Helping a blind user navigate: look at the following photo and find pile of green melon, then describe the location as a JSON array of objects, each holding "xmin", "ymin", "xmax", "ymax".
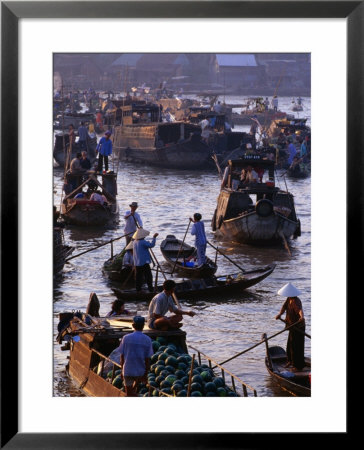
[{"xmin": 139, "ymin": 336, "xmax": 238, "ymax": 397}]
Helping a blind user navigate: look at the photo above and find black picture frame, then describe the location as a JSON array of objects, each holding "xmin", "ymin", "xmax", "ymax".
[{"xmin": 1, "ymin": 1, "xmax": 358, "ymax": 448}]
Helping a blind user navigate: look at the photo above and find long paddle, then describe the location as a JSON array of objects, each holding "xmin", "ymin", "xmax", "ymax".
[
  {"xmin": 171, "ymin": 219, "xmax": 192, "ymax": 274},
  {"xmin": 65, "ymin": 231, "xmax": 134, "ymax": 262},
  {"xmin": 211, "ymin": 319, "xmax": 303, "ymax": 369},
  {"xmin": 206, "ymin": 240, "xmax": 246, "ymax": 273},
  {"xmin": 278, "ymin": 317, "xmax": 311, "ymax": 339}
]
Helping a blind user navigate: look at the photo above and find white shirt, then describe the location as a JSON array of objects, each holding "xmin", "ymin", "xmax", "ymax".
[
  {"xmin": 199, "ymin": 119, "xmax": 210, "ymax": 130},
  {"xmin": 124, "ymin": 211, "xmax": 143, "ymax": 234},
  {"xmin": 245, "ymin": 169, "xmax": 259, "ymax": 183},
  {"xmin": 147, "ymin": 291, "xmax": 178, "ymax": 327}
]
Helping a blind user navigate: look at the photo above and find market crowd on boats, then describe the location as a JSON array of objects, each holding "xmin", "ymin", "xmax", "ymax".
[{"xmin": 54, "ymin": 86, "xmax": 311, "ymax": 398}]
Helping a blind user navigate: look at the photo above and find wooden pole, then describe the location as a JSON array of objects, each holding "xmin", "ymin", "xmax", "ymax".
[
  {"xmin": 171, "ymin": 219, "xmax": 192, "ymax": 274},
  {"xmin": 278, "ymin": 317, "xmax": 311, "ymax": 339},
  {"xmin": 206, "ymin": 240, "xmax": 245, "ymax": 273},
  {"xmin": 186, "ymin": 354, "xmax": 195, "ymax": 397},
  {"xmin": 65, "ymin": 231, "xmax": 134, "ymax": 262},
  {"xmin": 212, "ymin": 319, "xmax": 303, "ymax": 368}
]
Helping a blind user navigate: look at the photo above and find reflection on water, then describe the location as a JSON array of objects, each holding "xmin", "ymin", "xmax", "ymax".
[{"xmin": 53, "ymin": 96, "xmax": 311, "ymax": 397}]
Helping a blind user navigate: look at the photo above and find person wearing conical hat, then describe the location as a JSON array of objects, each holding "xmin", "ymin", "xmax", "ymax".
[
  {"xmin": 133, "ymin": 228, "xmax": 158, "ymax": 293},
  {"xmin": 275, "ymin": 283, "xmax": 306, "ymax": 371},
  {"xmin": 124, "ymin": 202, "xmax": 143, "ymax": 246}
]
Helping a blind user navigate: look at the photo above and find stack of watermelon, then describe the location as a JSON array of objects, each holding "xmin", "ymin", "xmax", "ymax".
[{"xmin": 140, "ymin": 336, "xmax": 238, "ymax": 397}]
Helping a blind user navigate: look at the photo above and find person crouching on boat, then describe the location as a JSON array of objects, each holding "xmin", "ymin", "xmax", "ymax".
[
  {"xmin": 147, "ymin": 280, "xmax": 195, "ymax": 331},
  {"xmin": 119, "ymin": 315, "xmax": 153, "ymax": 396},
  {"xmin": 275, "ymin": 283, "xmax": 306, "ymax": 371},
  {"xmin": 133, "ymin": 228, "xmax": 158, "ymax": 293},
  {"xmin": 106, "ymin": 299, "xmax": 130, "ymax": 317},
  {"xmin": 190, "ymin": 213, "xmax": 207, "ymax": 267}
]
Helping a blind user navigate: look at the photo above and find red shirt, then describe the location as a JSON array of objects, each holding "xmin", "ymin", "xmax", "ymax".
[{"xmin": 282, "ymin": 297, "xmax": 303, "ymax": 325}]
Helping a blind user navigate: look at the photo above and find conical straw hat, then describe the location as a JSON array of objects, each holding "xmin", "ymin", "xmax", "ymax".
[
  {"xmin": 277, "ymin": 283, "xmax": 301, "ymax": 297},
  {"xmin": 132, "ymin": 228, "xmax": 150, "ymax": 240},
  {"xmin": 125, "ymin": 241, "xmax": 134, "ymax": 251}
]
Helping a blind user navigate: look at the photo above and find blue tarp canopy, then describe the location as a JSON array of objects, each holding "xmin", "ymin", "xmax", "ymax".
[{"xmin": 216, "ymin": 54, "xmax": 257, "ymax": 67}]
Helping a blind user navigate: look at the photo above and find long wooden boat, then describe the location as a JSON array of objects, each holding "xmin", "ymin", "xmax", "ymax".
[
  {"xmin": 263, "ymin": 334, "xmax": 311, "ymax": 397},
  {"xmin": 53, "ymin": 111, "xmax": 95, "ymax": 130},
  {"xmin": 160, "ymin": 234, "xmax": 217, "ymax": 278},
  {"xmin": 212, "ymin": 157, "xmax": 301, "ymax": 245},
  {"xmin": 57, "ymin": 312, "xmax": 256, "ymax": 397},
  {"xmin": 61, "ymin": 172, "xmax": 119, "ymax": 226},
  {"xmin": 113, "ymin": 121, "xmax": 213, "ymax": 170},
  {"xmin": 231, "ymin": 109, "xmax": 287, "ymax": 126},
  {"xmin": 53, "ymin": 131, "xmax": 97, "ymax": 168},
  {"xmin": 112, "ymin": 264, "xmax": 275, "ymax": 301}
]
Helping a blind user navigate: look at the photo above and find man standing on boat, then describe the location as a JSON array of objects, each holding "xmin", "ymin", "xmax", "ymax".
[
  {"xmin": 272, "ymin": 95, "xmax": 279, "ymax": 112},
  {"xmin": 96, "ymin": 130, "xmax": 112, "ymax": 173},
  {"xmin": 133, "ymin": 228, "xmax": 158, "ymax": 293},
  {"xmin": 119, "ymin": 315, "xmax": 153, "ymax": 396},
  {"xmin": 147, "ymin": 280, "xmax": 195, "ymax": 331},
  {"xmin": 275, "ymin": 283, "xmax": 306, "ymax": 371},
  {"xmin": 124, "ymin": 202, "xmax": 143, "ymax": 245},
  {"xmin": 190, "ymin": 213, "xmax": 207, "ymax": 267},
  {"xmin": 77, "ymin": 121, "xmax": 88, "ymax": 150}
]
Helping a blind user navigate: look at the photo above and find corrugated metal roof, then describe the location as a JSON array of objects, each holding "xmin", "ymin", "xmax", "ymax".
[
  {"xmin": 216, "ymin": 54, "xmax": 257, "ymax": 67},
  {"xmin": 111, "ymin": 54, "xmax": 143, "ymax": 67}
]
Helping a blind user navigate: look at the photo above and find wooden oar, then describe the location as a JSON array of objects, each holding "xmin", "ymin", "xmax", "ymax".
[
  {"xmin": 65, "ymin": 231, "xmax": 134, "ymax": 262},
  {"xmin": 211, "ymin": 319, "xmax": 303, "ymax": 369},
  {"xmin": 171, "ymin": 219, "xmax": 192, "ymax": 274},
  {"xmin": 206, "ymin": 240, "xmax": 246, "ymax": 273},
  {"xmin": 278, "ymin": 317, "xmax": 311, "ymax": 339}
]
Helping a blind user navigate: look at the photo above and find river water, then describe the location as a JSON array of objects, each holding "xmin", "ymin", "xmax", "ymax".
[{"xmin": 53, "ymin": 95, "xmax": 311, "ymax": 397}]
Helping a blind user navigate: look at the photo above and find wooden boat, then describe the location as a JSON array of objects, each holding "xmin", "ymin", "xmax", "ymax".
[
  {"xmin": 61, "ymin": 172, "xmax": 119, "ymax": 226},
  {"xmin": 53, "ymin": 111, "xmax": 95, "ymax": 130},
  {"xmin": 57, "ymin": 308, "xmax": 256, "ymax": 397},
  {"xmin": 160, "ymin": 234, "xmax": 217, "ymax": 278},
  {"xmin": 263, "ymin": 334, "xmax": 311, "ymax": 396},
  {"xmin": 53, "ymin": 131, "xmax": 97, "ymax": 168},
  {"xmin": 231, "ymin": 109, "xmax": 287, "ymax": 126},
  {"xmin": 113, "ymin": 120, "xmax": 212, "ymax": 170},
  {"xmin": 112, "ymin": 264, "xmax": 275, "ymax": 301},
  {"xmin": 286, "ymin": 165, "xmax": 310, "ymax": 179},
  {"xmin": 266, "ymin": 117, "xmax": 310, "ymax": 139},
  {"xmin": 212, "ymin": 156, "xmax": 301, "ymax": 245},
  {"xmin": 57, "ymin": 315, "xmax": 188, "ymax": 397},
  {"xmin": 53, "ymin": 226, "xmax": 73, "ymax": 276}
]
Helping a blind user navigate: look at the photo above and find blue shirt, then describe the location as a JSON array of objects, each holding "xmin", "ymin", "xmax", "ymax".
[
  {"xmin": 133, "ymin": 238, "xmax": 156, "ymax": 266},
  {"xmin": 300, "ymin": 141, "xmax": 307, "ymax": 157},
  {"xmin": 119, "ymin": 331, "xmax": 153, "ymax": 377},
  {"xmin": 97, "ymin": 136, "xmax": 113, "ymax": 156},
  {"xmin": 191, "ymin": 221, "xmax": 207, "ymax": 246},
  {"xmin": 78, "ymin": 125, "xmax": 88, "ymax": 141},
  {"xmin": 287, "ymin": 143, "xmax": 297, "ymax": 165}
]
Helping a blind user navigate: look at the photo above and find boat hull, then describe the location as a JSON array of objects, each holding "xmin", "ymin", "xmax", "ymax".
[
  {"xmin": 264, "ymin": 344, "xmax": 311, "ymax": 397},
  {"xmin": 160, "ymin": 235, "xmax": 217, "ymax": 278},
  {"xmin": 216, "ymin": 211, "xmax": 299, "ymax": 244},
  {"xmin": 112, "ymin": 264, "xmax": 275, "ymax": 301},
  {"xmin": 116, "ymin": 139, "xmax": 212, "ymax": 170},
  {"xmin": 61, "ymin": 202, "xmax": 119, "ymax": 226}
]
